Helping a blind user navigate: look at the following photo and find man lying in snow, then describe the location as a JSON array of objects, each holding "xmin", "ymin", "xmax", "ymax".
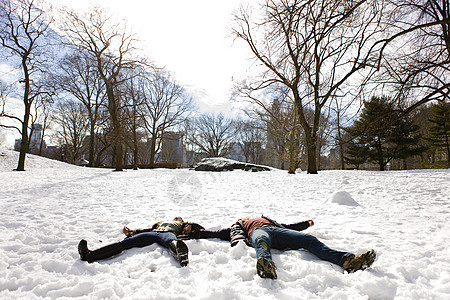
[
  {"xmin": 78, "ymin": 217, "xmax": 205, "ymax": 267},
  {"xmin": 197, "ymin": 216, "xmax": 376, "ymax": 279}
]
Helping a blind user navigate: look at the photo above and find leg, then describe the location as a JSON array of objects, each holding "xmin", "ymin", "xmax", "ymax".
[
  {"xmin": 78, "ymin": 240, "xmax": 123, "ymax": 263},
  {"xmin": 270, "ymin": 227, "xmax": 351, "ymax": 266},
  {"xmin": 121, "ymin": 231, "xmax": 177, "ymax": 250},
  {"xmin": 250, "ymin": 228, "xmax": 277, "ymax": 279},
  {"xmin": 168, "ymin": 239, "xmax": 189, "ymax": 267},
  {"xmin": 250, "ymin": 228, "xmax": 273, "ymax": 261},
  {"xmin": 122, "ymin": 232, "xmax": 189, "ymax": 267}
]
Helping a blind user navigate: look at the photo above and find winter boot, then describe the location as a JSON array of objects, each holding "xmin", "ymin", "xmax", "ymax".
[
  {"xmin": 256, "ymin": 257, "xmax": 277, "ymax": 279},
  {"xmin": 342, "ymin": 249, "xmax": 376, "ymax": 273},
  {"xmin": 78, "ymin": 239, "xmax": 124, "ymax": 263},
  {"xmin": 168, "ymin": 240, "xmax": 189, "ymax": 267}
]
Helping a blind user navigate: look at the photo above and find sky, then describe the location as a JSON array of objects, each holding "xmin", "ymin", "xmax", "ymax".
[
  {"xmin": 1, "ymin": 0, "xmax": 256, "ymax": 146},
  {"xmin": 50, "ymin": 0, "xmax": 254, "ymax": 115}
]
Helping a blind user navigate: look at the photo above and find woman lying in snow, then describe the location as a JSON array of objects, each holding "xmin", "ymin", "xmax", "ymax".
[
  {"xmin": 197, "ymin": 216, "xmax": 376, "ymax": 279},
  {"xmin": 77, "ymin": 217, "xmax": 205, "ymax": 267}
]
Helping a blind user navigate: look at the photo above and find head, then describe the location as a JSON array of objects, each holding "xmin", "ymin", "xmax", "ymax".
[{"xmin": 173, "ymin": 217, "xmax": 184, "ymax": 222}]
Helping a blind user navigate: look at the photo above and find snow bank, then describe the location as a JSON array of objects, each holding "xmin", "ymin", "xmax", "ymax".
[
  {"xmin": 331, "ymin": 191, "xmax": 360, "ymax": 206},
  {"xmin": 1, "ymin": 149, "xmax": 449, "ymax": 299}
]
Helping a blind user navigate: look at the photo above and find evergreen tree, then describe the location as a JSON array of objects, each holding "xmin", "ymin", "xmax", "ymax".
[
  {"xmin": 392, "ymin": 115, "xmax": 428, "ymax": 169},
  {"xmin": 346, "ymin": 96, "xmax": 425, "ymax": 171},
  {"xmin": 344, "ymin": 141, "xmax": 368, "ymax": 169},
  {"xmin": 426, "ymin": 101, "xmax": 450, "ymax": 168}
]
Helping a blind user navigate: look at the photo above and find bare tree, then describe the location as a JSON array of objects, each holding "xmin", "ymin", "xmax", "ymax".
[
  {"xmin": 241, "ymin": 87, "xmax": 305, "ymax": 173},
  {"xmin": 181, "ymin": 118, "xmax": 199, "ymax": 167},
  {"xmin": 189, "ymin": 113, "xmax": 236, "ymax": 157},
  {"xmin": 0, "ymin": 80, "xmax": 13, "ymax": 115},
  {"xmin": 61, "ymin": 6, "xmax": 139, "ymax": 171},
  {"xmin": 91, "ymin": 109, "xmax": 112, "ymax": 166},
  {"xmin": 330, "ymin": 96, "xmax": 359, "ymax": 170},
  {"xmin": 141, "ymin": 69, "xmax": 194, "ymax": 167},
  {"xmin": 235, "ymin": 119, "xmax": 266, "ymax": 164},
  {"xmin": 0, "ymin": 79, "xmax": 14, "ymax": 147},
  {"xmin": 0, "ymin": 0, "xmax": 54, "ymax": 170},
  {"xmin": 268, "ymin": 100, "xmax": 304, "ymax": 173},
  {"xmin": 51, "ymin": 52, "xmax": 106, "ymax": 166},
  {"xmin": 122, "ymin": 68, "xmax": 146, "ymax": 169},
  {"xmin": 29, "ymin": 96, "xmax": 52, "ymax": 155},
  {"xmin": 233, "ymin": 0, "xmax": 385, "ymax": 174},
  {"xmin": 52, "ymin": 101, "xmax": 89, "ymax": 164},
  {"xmin": 377, "ymin": 0, "xmax": 450, "ymax": 112}
]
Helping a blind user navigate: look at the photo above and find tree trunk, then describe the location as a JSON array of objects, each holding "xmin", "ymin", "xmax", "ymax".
[
  {"xmin": 446, "ymin": 129, "xmax": 450, "ymax": 168},
  {"xmin": 133, "ymin": 148, "xmax": 138, "ymax": 170},
  {"xmin": 16, "ymin": 119, "xmax": 29, "ymax": 171},
  {"xmin": 106, "ymin": 83, "xmax": 123, "ymax": 171},
  {"xmin": 133, "ymin": 128, "xmax": 139, "ymax": 170},
  {"xmin": 337, "ymin": 125, "xmax": 345, "ymax": 170},
  {"xmin": 88, "ymin": 121, "xmax": 95, "ymax": 167},
  {"xmin": 317, "ymin": 145, "xmax": 322, "ymax": 171},
  {"xmin": 149, "ymin": 134, "xmax": 157, "ymax": 168},
  {"xmin": 304, "ymin": 127, "xmax": 318, "ymax": 174},
  {"xmin": 113, "ymin": 138, "xmax": 123, "ymax": 171},
  {"xmin": 306, "ymin": 143, "xmax": 318, "ymax": 174},
  {"xmin": 16, "ymin": 83, "xmax": 31, "ymax": 171},
  {"xmin": 378, "ymin": 157, "xmax": 385, "ymax": 171},
  {"xmin": 38, "ymin": 130, "xmax": 44, "ymax": 156},
  {"xmin": 288, "ymin": 129, "xmax": 296, "ymax": 174}
]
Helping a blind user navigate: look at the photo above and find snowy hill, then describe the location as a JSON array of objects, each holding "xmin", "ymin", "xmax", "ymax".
[
  {"xmin": 0, "ymin": 149, "xmax": 76, "ymax": 171},
  {"xmin": 0, "ymin": 150, "xmax": 449, "ymax": 299}
]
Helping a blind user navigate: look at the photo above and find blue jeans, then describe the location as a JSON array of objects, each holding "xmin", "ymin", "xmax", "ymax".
[
  {"xmin": 250, "ymin": 227, "xmax": 350, "ymax": 266},
  {"xmin": 121, "ymin": 231, "xmax": 177, "ymax": 250}
]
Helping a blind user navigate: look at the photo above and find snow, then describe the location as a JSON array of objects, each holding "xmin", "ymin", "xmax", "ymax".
[
  {"xmin": 330, "ymin": 191, "xmax": 360, "ymax": 206},
  {"xmin": 194, "ymin": 157, "xmax": 271, "ymax": 171},
  {"xmin": 0, "ymin": 149, "xmax": 449, "ymax": 299}
]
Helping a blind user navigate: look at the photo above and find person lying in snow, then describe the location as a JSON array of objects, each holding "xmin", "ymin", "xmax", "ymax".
[
  {"xmin": 197, "ymin": 216, "xmax": 376, "ymax": 279},
  {"xmin": 77, "ymin": 217, "xmax": 205, "ymax": 267}
]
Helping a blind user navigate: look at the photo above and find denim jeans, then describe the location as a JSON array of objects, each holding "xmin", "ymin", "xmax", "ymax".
[
  {"xmin": 250, "ymin": 226, "xmax": 350, "ymax": 266},
  {"xmin": 121, "ymin": 231, "xmax": 177, "ymax": 250}
]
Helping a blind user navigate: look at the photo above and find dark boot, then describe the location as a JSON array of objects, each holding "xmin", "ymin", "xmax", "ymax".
[
  {"xmin": 78, "ymin": 239, "xmax": 124, "ymax": 263},
  {"xmin": 168, "ymin": 240, "xmax": 189, "ymax": 267}
]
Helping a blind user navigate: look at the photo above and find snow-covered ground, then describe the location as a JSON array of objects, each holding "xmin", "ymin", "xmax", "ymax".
[{"xmin": 0, "ymin": 149, "xmax": 449, "ymax": 299}]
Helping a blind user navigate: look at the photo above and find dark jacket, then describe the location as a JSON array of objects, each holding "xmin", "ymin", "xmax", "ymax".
[
  {"xmin": 127, "ymin": 221, "xmax": 205, "ymax": 239},
  {"xmin": 230, "ymin": 216, "xmax": 311, "ymax": 247}
]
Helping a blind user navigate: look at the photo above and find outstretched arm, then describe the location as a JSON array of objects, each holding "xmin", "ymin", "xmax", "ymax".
[
  {"xmin": 282, "ymin": 220, "xmax": 314, "ymax": 231},
  {"xmin": 197, "ymin": 228, "xmax": 231, "ymax": 241}
]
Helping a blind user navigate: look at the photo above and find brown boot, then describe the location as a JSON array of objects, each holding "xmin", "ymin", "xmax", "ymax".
[
  {"xmin": 342, "ymin": 249, "xmax": 376, "ymax": 273},
  {"xmin": 256, "ymin": 257, "xmax": 277, "ymax": 279}
]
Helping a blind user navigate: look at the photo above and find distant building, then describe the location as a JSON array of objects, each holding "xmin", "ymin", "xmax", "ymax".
[
  {"xmin": 159, "ymin": 132, "xmax": 185, "ymax": 167},
  {"xmin": 14, "ymin": 124, "xmax": 47, "ymax": 154},
  {"xmin": 226, "ymin": 142, "xmax": 245, "ymax": 162}
]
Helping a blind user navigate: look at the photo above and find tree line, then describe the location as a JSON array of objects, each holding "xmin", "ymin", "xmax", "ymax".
[
  {"xmin": 1, "ymin": 0, "xmax": 449, "ymax": 172},
  {"xmin": 231, "ymin": 0, "xmax": 450, "ymax": 173}
]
